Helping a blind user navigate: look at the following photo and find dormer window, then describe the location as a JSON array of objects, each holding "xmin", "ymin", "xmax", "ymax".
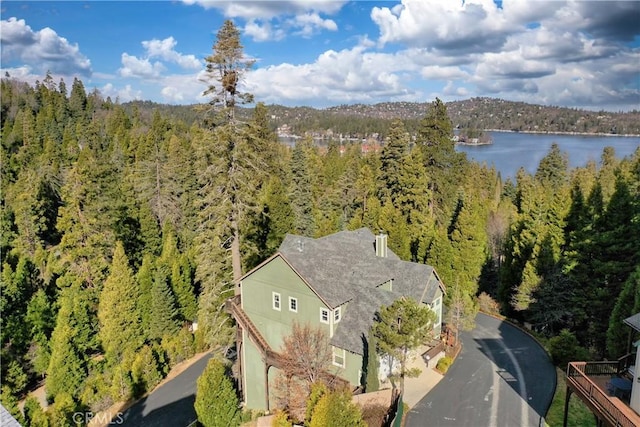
[{"xmin": 334, "ymin": 307, "xmax": 341, "ymax": 323}]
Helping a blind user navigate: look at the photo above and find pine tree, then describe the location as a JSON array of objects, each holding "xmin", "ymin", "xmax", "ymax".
[
  {"xmin": 202, "ymin": 19, "xmax": 254, "ymax": 123},
  {"xmin": 137, "ymin": 254, "xmax": 155, "ymax": 338},
  {"xmin": 606, "ymin": 266, "xmax": 640, "ymax": 358},
  {"xmin": 171, "ymin": 254, "xmax": 198, "ymax": 322},
  {"xmin": 46, "ymin": 287, "xmax": 87, "ymax": 400},
  {"xmin": 149, "ymin": 268, "xmax": 180, "ymax": 341},
  {"xmin": 373, "ymin": 297, "xmax": 436, "ymax": 394},
  {"xmin": 416, "ymin": 98, "xmax": 466, "ymax": 223},
  {"xmin": 290, "ymin": 138, "xmax": 316, "ymax": 237},
  {"xmin": 194, "ymin": 358, "xmax": 241, "ymax": 427},
  {"xmin": 98, "ymin": 242, "xmax": 143, "ymax": 362},
  {"xmin": 379, "ymin": 119, "xmax": 409, "ymax": 204}
]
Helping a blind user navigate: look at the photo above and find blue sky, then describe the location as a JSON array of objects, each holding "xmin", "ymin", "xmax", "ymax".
[{"xmin": 1, "ymin": 1, "xmax": 639, "ymax": 110}]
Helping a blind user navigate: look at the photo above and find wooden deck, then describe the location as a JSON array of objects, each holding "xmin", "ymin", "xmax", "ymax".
[{"xmin": 566, "ymin": 361, "xmax": 640, "ymax": 427}]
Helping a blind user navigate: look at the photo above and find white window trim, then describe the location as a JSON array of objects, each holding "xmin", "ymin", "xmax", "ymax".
[
  {"xmin": 332, "ymin": 347, "xmax": 346, "ymax": 368},
  {"xmin": 320, "ymin": 308, "xmax": 329, "ymax": 324},
  {"xmin": 272, "ymin": 292, "xmax": 281, "ymax": 311},
  {"xmin": 289, "ymin": 296, "xmax": 298, "ymax": 313},
  {"xmin": 334, "ymin": 307, "xmax": 341, "ymax": 323}
]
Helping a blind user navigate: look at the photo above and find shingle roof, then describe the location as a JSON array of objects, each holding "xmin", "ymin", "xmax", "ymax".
[
  {"xmin": 623, "ymin": 312, "xmax": 640, "ymax": 332},
  {"xmin": 1, "ymin": 404, "xmax": 21, "ymax": 427},
  {"xmin": 329, "ymin": 286, "xmax": 399, "ymax": 355},
  {"xmin": 278, "ymin": 228, "xmax": 444, "ymax": 355}
]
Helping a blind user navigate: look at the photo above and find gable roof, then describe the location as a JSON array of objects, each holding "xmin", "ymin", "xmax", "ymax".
[
  {"xmin": 278, "ymin": 228, "xmax": 442, "ymax": 309},
  {"xmin": 275, "ymin": 228, "xmax": 445, "ymax": 355},
  {"xmin": 623, "ymin": 312, "xmax": 640, "ymax": 332},
  {"xmin": 329, "ymin": 286, "xmax": 399, "ymax": 355}
]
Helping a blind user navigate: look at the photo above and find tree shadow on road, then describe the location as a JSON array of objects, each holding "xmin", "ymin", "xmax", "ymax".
[
  {"xmin": 472, "ymin": 317, "xmax": 556, "ymax": 422},
  {"xmin": 115, "ymin": 393, "xmax": 197, "ymax": 427}
]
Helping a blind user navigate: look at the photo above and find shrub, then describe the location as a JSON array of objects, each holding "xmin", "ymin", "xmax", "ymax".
[
  {"xmin": 194, "ymin": 358, "xmax": 240, "ymax": 427},
  {"xmin": 360, "ymin": 403, "xmax": 388, "ymax": 427},
  {"xmin": 161, "ymin": 327, "xmax": 195, "ymax": 367},
  {"xmin": 548, "ymin": 329, "xmax": 590, "ymax": 369},
  {"xmin": 271, "ymin": 410, "xmax": 292, "ymax": 427},
  {"xmin": 131, "ymin": 345, "xmax": 164, "ymax": 397},
  {"xmin": 477, "ymin": 292, "xmax": 501, "ymax": 315},
  {"xmin": 309, "ymin": 388, "xmax": 366, "ymax": 427},
  {"xmin": 436, "ymin": 356, "xmax": 453, "ymax": 374}
]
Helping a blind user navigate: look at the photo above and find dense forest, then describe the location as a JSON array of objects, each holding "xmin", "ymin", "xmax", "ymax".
[{"xmin": 1, "ymin": 25, "xmax": 639, "ymax": 426}]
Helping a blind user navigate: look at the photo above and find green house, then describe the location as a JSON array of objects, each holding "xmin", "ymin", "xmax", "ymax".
[{"xmin": 226, "ymin": 228, "xmax": 445, "ymax": 410}]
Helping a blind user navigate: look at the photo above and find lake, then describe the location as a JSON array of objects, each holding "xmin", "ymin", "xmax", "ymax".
[{"xmin": 456, "ymin": 131, "xmax": 640, "ymax": 180}]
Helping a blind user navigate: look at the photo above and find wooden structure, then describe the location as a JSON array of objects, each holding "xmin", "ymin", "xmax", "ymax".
[{"xmin": 565, "ymin": 356, "xmax": 639, "ymax": 427}]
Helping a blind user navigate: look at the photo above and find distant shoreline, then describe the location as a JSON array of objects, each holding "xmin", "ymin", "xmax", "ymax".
[{"xmin": 485, "ymin": 129, "xmax": 640, "ymax": 138}]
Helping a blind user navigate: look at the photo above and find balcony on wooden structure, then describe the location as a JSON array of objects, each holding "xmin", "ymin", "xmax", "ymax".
[{"xmin": 563, "ymin": 313, "xmax": 640, "ymax": 427}]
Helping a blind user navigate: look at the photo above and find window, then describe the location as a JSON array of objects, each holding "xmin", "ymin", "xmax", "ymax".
[
  {"xmin": 332, "ymin": 347, "xmax": 345, "ymax": 368},
  {"xmin": 289, "ymin": 297, "xmax": 298, "ymax": 313},
  {"xmin": 320, "ymin": 308, "xmax": 329, "ymax": 324},
  {"xmin": 334, "ymin": 307, "xmax": 341, "ymax": 323},
  {"xmin": 272, "ymin": 292, "xmax": 281, "ymax": 311}
]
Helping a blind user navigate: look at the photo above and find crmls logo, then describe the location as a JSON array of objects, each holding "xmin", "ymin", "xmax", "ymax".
[{"xmin": 72, "ymin": 411, "xmax": 124, "ymax": 425}]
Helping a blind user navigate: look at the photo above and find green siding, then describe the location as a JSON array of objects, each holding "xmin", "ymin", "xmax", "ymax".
[
  {"xmin": 341, "ymin": 351, "xmax": 363, "ymax": 387},
  {"xmin": 242, "ymin": 256, "xmax": 332, "ymax": 351},
  {"xmin": 242, "ymin": 329, "xmax": 267, "ymax": 410},
  {"xmin": 241, "ymin": 255, "xmax": 341, "ymax": 410}
]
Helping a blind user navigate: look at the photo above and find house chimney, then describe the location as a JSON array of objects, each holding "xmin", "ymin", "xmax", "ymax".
[{"xmin": 375, "ymin": 232, "xmax": 388, "ymax": 258}]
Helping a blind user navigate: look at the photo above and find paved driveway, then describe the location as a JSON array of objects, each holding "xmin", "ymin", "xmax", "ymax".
[
  {"xmin": 406, "ymin": 313, "xmax": 556, "ymax": 427},
  {"xmin": 118, "ymin": 352, "xmax": 213, "ymax": 427}
]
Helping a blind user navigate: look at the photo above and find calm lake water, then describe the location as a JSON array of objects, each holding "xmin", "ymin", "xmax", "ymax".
[{"xmin": 456, "ymin": 132, "xmax": 640, "ymax": 180}]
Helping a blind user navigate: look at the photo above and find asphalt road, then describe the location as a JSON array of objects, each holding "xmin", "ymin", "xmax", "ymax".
[
  {"xmin": 117, "ymin": 352, "xmax": 213, "ymax": 427},
  {"xmin": 406, "ymin": 313, "xmax": 556, "ymax": 427}
]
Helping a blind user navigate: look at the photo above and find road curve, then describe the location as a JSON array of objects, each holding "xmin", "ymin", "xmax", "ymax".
[
  {"xmin": 406, "ymin": 313, "xmax": 556, "ymax": 427},
  {"xmin": 118, "ymin": 352, "xmax": 213, "ymax": 427}
]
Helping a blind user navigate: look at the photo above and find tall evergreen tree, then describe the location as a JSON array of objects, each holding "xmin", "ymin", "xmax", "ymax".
[
  {"xmin": 149, "ymin": 269, "xmax": 180, "ymax": 341},
  {"xmin": 415, "ymin": 98, "xmax": 466, "ymax": 223},
  {"xmin": 379, "ymin": 119, "xmax": 409, "ymax": 204},
  {"xmin": 46, "ymin": 286, "xmax": 87, "ymax": 400},
  {"xmin": 290, "ymin": 138, "xmax": 316, "ymax": 237},
  {"xmin": 98, "ymin": 242, "xmax": 143, "ymax": 362}
]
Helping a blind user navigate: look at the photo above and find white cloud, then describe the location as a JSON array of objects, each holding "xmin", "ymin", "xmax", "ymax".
[
  {"xmin": 371, "ymin": 0, "xmax": 512, "ymax": 52},
  {"xmin": 183, "ymin": 0, "xmax": 346, "ymax": 19},
  {"xmin": 141, "ymin": 37, "xmax": 202, "ymax": 70},
  {"xmin": 184, "ymin": 0, "xmax": 346, "ymax": 41},
  {"xmin": 119, "ymin": 53, "xmax": 165, "ymax": 79},
  {"xmin": 119, "ymin": 36, "xmax": 202, "ymax": 79},
  {"xmin": 100, "ymin": 83, "xmax": 144, "ymax": 103},
  {"xmin": 246, "ymin": 46, "xmax": 424, "ymax": 106},
  {"xmin": 244, "ymin": 20, "xmax": 285, "ymax": 42},
  {"xmin": 0, "ymin": 17, "xmax": 91, "ymax": 76},
  {"xmin": 288, "ymin": 12, "xmax": 337, "ymax": 38},
  {"xmin": 421, "ymin": 65, "xmax": 469, "ymax": 80}
]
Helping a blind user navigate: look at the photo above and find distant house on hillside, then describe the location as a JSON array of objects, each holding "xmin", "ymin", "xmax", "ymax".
[{"xmin": 226, "ymin": 228, "xmax": 446, "ymax": 410}]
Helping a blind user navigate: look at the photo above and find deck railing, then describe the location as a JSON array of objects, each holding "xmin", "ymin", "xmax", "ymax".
[
  {"xmin": 566, "ymin": 362, "xmax": 639, "ymax": 427},
  {"xmin": 225, "ymin": 296, "xmax": 282, "ymax": 367}
]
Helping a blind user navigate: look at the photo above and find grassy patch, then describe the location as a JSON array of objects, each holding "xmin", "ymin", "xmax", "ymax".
[{"xmin": 545, "ymin": 368, "xmax": 596, "ymax": 427}]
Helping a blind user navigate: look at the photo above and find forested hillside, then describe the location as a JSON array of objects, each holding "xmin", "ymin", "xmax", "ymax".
[
  {"xmin": 121, "ymin": 97, "xmax": 640, "ymax": 143},
  {"xmin": 1, "ymin": 73, "xmax": 639, "ymax": 424}
]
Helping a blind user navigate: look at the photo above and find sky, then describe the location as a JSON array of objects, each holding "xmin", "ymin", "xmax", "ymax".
[{"xmin": 1, "ymin": 1, "xmax": 639, "ymax": 111}]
